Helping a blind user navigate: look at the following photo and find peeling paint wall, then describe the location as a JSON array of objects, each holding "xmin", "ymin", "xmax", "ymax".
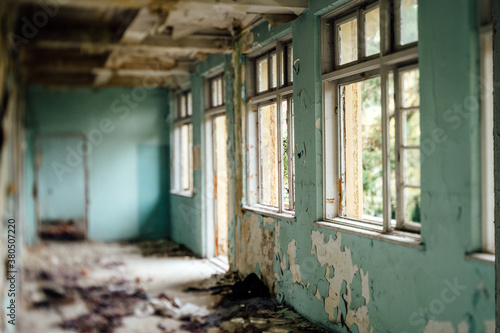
[{"xmin": 168, "ymin": 0, "xmax": 496, "ymax": 331}]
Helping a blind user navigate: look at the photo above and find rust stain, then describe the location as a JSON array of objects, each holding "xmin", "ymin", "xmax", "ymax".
[{"xmin": 326, "ymin": 198, "xmax": 335, "ymax": 204}]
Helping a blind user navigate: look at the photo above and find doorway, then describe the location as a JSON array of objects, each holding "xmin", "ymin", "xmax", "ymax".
[
  {"xmin": 36, "ymin": 134, "xmax": 88, "ymax": 240},
  {"xmin": 205, "ymin": 114, "xmax": 228, "ymax": 259}
]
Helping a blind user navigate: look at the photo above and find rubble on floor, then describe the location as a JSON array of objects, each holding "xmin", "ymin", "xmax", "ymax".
[{"xmin": 21, "ymin": 240, "xmax": 325, "ymax": 333}]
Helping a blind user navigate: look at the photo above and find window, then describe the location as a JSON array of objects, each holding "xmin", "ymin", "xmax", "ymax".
[
  {"xmin": 323, "ymin": 0, "xmax": 419, "ymax": 233},
  {"xmin": 479, "ymin": 0, "xmax": 494, "ymax": 253},
  {"xmin": 172, "ymin": 90, "xmax": 193, "ymax": 194},
  {"xmin": 247, "ymin": 41, "xmax": 295, "ymax": 214},
  {"xmin": 209, "ymin": 74, "xmax": 224, "ymax": 109}
]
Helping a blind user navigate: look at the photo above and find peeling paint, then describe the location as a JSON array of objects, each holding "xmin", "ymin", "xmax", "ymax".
[
  {"xmin": 316, "ymin": 117, "xmax": 321, "ymax": 130},
  {"xmin": 311, "ymin": 230, "xmax": 372, "ymax": 332},
  {"xmin": 423, "ymin": 320, "xmax": 454, "ymax": 333},
  {"xmin": 287, "ymin": 239, "xmax": 302, "ymax": 284}
]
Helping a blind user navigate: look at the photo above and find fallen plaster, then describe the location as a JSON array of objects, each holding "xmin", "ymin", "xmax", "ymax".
[
  {"xmin": 484, "ymin": 319, "xmax": 495, "ymax": 333},
  {"xmin": 311, "ymin": 230, "xmax": 372, "ymax": 333}
]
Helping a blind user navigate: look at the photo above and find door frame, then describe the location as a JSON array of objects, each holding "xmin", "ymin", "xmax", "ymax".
[{"xmin": 34, "ymin": 133, "xmax": 89, "ymax": 239}]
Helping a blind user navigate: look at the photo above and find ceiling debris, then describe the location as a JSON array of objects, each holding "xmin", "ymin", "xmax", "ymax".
[{"xmin": 12, "ymin": 0, "xmax": 308, "ymax": 88}]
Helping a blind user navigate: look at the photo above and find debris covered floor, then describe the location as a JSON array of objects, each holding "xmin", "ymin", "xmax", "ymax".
[{"xmin": 20, "ymin": 240, "xmax": 326, "ymax": 333}]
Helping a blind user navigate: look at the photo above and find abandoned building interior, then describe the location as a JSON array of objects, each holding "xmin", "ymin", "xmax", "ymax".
[{"xmin": 0, "ymin": 0, "xmax": 498, "ymax": 331}]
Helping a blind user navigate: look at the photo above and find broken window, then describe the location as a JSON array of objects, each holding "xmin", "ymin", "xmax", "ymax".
[
  {"xmin": 172, "ymin": 91, "xmax": 193, "ymax": 194},
  {"xmin": 479, "ymin": 3, "xmax": 494, "ymax": 253},
  {"xmin": 323, "ymin": 0, "xmax": 420, "ymax": 233},
  {"xmin": 247, "ymin": 40, "xmax": 295, "ymax": 214}
]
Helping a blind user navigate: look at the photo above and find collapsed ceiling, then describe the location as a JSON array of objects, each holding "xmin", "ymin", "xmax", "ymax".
[{"xmin": 11, "ymin": 0, "xmax": 308, "ymax": 89}]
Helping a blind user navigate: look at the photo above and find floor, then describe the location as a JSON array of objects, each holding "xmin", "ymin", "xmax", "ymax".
[{"xmin": 20, "ymin": 240, "xmax": 326, "ymax": 333}]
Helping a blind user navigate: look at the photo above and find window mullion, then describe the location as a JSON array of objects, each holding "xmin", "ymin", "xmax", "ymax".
[
  {"xmin": 338, "ymin": 84, "xmax": 346, "ymax": 217},
  {"xmin": 394, "ymin": 69, "xmax": 404, "ymax": 229},
  {"xmin": 380, "ymin": 0, "xmax": 391, "ymax": 56},
  {"xmin": 257, "ymin": 107, "xmax": 262, "ymax": 204},
  {"xmin": 381, "ymin": 65, "xmax": 392, "ymax": 233},
  {"xmin": 288, "ymin": 97, "xmax": 295, "ymax": 211},
  {"xmin": 277, "ymin": 95, "xmax": 284, "ymax": 212},
  {"xmin": 358, "ymin": 9, "xmax": 365, "ymax": 60}
]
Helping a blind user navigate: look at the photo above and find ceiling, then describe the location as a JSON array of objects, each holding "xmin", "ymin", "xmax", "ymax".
[{"xmin": 13, "ymin": 0, "xmax": 308, "ymax": 89}]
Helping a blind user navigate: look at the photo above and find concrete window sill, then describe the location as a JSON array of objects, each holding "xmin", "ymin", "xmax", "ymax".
[
  {"xmin": 170, "ymin": 190, "xmax": 195, "ymax": 198},
  {"xmin": 242, "ymin": 205, "xmax": 295, "ymax": 221},
  {"xmin": 314, "ymin": 220, "xmax": 423, "ymax": 249},
  {"xmin": 465, "ymin": 252, "xmax": 494, "ymax": 266}
]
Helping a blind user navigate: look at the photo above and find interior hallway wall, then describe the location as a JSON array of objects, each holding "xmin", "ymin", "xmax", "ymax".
[
  {"xmin": 25, "ymin": 86, "xmax": 170, "ymax": 242},
  {"xmin": 168, "ymin": 54, "xmax": 234, "ymax": 258}
]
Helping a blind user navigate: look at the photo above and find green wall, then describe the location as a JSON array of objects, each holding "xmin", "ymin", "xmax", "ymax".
[
  {"xmin": 168, "ymin": 0, "xmax": 495, "ymax": 331},
  {"xmin": 25, "ymin": 86, "xmax": 170, "ymax": 242}
]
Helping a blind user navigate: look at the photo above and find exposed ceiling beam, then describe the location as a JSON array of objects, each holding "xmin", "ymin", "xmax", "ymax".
[
  {"xmin": 29, "ymin": 35, "xmax": 234, "ymax": 54},
  {"xmin": 16, "ymin": 0, "xmax": 308, "ymax": 13}
]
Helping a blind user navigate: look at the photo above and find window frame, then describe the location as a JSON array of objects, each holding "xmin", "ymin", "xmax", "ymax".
[
  {"xmin": 171, "ymin": 90, "xmax": 194, "ymax": 196},
  {"xmin": 480, "ymin": 24, "xmax": 494, "ymax": 254},
  {"xmin": 322, "ymin": 0, "xmax": 420, "ymax": 234},
  {"xmin": 245, "ymin": 38, "xmax": 295, "ymax": 216}
]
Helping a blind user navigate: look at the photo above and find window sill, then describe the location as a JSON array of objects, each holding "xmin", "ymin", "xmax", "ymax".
[
  {"xmin": 314, "ymin": 220, "xmax": 423, "ymax": 249},
  {"xmin": 465, "ymin": 252, "xmax": 494, "ymax": 266},
  {"xmin": 242, "ymin": 204, "xmax": 295, "ymax": 221},
  {"xmin": 170, "ymin": 189, "xmax": 195, "ymax": 198}
]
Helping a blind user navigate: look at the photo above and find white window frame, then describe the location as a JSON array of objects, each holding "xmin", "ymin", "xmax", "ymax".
[
  {"xmin": 171, "ymin": 90, "xmax": 194, "ymax": 196},
  {"xmin": 245, "ymin": 39, "xmax": 295, "ymax": 217},
  {"xmin": 322, "ymin": 0, "xmax": 420, "ymax": 233},
  {"xmin": 480, "ymin": 25, "xmax": 494, "ymax": 253}
]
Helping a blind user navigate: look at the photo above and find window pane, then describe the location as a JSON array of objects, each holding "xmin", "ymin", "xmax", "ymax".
[
  {"xmin": 288, "ymin": 44, "xmax": 293, "ymax": 83},
  {"xmin": 211, "ymin": 79, "xmax": 218, "ymax": 107},
  {"xmin": 270, "ymin": 53, "xmax": 277, "ymax": 89},
  {"xmin": 338, "ymin": 17, "xmax": 358, "ymax": 65},
  {"xmin": 405, "ymin": 187, "xmax": 421, "ymax": 223},
  {"xmin": 401, "ymin": 68, "xmax": 420, "ymax": 108},
  {"xmin": 180, "ymin": 94, "xmax": 187, "ymax": 118},
  {"xmin": 399, "ymin": 0, "xmax": 418, "ymax": 45},
  {"xmin": 404, "ymin": 148, "xmax": 420, "ymax": 185},
  {"xmin": 342, "ymin": 77, "xmax": 383, "ymax": 220},
  {"xmin": 187, "ymin": 92, "xmax": 192, "ymax": 116},
  {"xmin": 280, "ymin": 51, "xmax": 285, "ymax": 86},
  {"xmin": 181, "ymin": 124, "xmax": 191, "ymax": 190},
  {"xmin": 257, "ymin": 57, "xmax": 268, "ymax": 93},
  {"xmin": 259, "ymin": 103, "xmax": 278, "ymax": 206},
  {"xmin": 218, "ymin": 77, "xmax": 223, "ymax": 105},
  {"xmin": 364, "ymin": 7, "xmax": 380, "ymax": 57},
  {"xmin": 281, "ymin": 99, "xmax": 289, "ymax": 209},
  {"xmin": 405, "ymin": 109, "xmax": 420, "ymax": 145}
]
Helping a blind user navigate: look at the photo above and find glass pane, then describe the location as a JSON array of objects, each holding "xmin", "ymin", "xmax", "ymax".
[
  {"xmin": 288, "ymin": 44, "xmax": 293, "ymax": 83},
  {"xmin": 181, "ymin": 123, "xmax": 191, "ymax": 190},
  {"xmin": 401, "ymin": 68, "xmax": 420, "ymax": 108},
  {"xmin": 364, "ymin": 7, "xmax": 380, "ymax": 57},
  {"xmin": 280, "ymin": 51, "xmax": 285, "ymax": 86},
  {"xmin": 341, "ymin": 76, "xmax": 382, "ymax": 220},
  {"xmin": 390, "ymin": 116, "xmax": 397, "ymax": 220},
  {"xmin": 187, "ymin": 92, "xmax": 192, "ymax": 116},
  {"xmin": 281, "ymin": 99, "xmax": 289, "ymax": 209},
  {"xmin": 405, "ymin": 187, "xmax": 421, "ymax": 223},
  {"xmin": 180, "ymin": 94, "xmax": 187, "ymax": 118},
  {"xmin": 270, "ymin": 53, "xmax": 277, "ymax": 89},
  {"xmin": 403, "ymin": 148, "xmax": 420, "ymax": 185},
  {"xmin": 218, "ymin": 77, "xmax": 223, "ymax": 105},
  {"xmin": 259, "ymin": 103, "xmax": 279, "ymax": 206},
  {"xmin": 257, "ymin": 57, "xmax": 268, "ymax": 93},
  {"xmin": 211, "ymin": 79, "xmax": 218, "ymax": 107},
  {"xmin": 405, "ymin": 109, "xmax": 420, "ymax": 145},
  {"xmin": 338, "ymin": 17, "xmax": 358, "ymax": 65},
  {"xmin": 399, "ymin": 0, "xmax": 418, "ymax": 45}
]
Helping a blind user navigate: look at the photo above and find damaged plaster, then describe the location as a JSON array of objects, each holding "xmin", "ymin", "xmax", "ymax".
[{"xmin": 311, "ymin": 230, "xmax": 372, "ymax": 333}]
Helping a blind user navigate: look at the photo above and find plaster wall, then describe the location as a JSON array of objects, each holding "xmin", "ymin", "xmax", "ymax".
[{"xmin": 25, "ymin": 86, "xmax": 170, "ymax": 242}]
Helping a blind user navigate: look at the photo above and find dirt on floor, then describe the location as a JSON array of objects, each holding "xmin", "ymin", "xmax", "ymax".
[{"xmin": 20, "ymin": 240, "xmax": 326, "ymax": 333}]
